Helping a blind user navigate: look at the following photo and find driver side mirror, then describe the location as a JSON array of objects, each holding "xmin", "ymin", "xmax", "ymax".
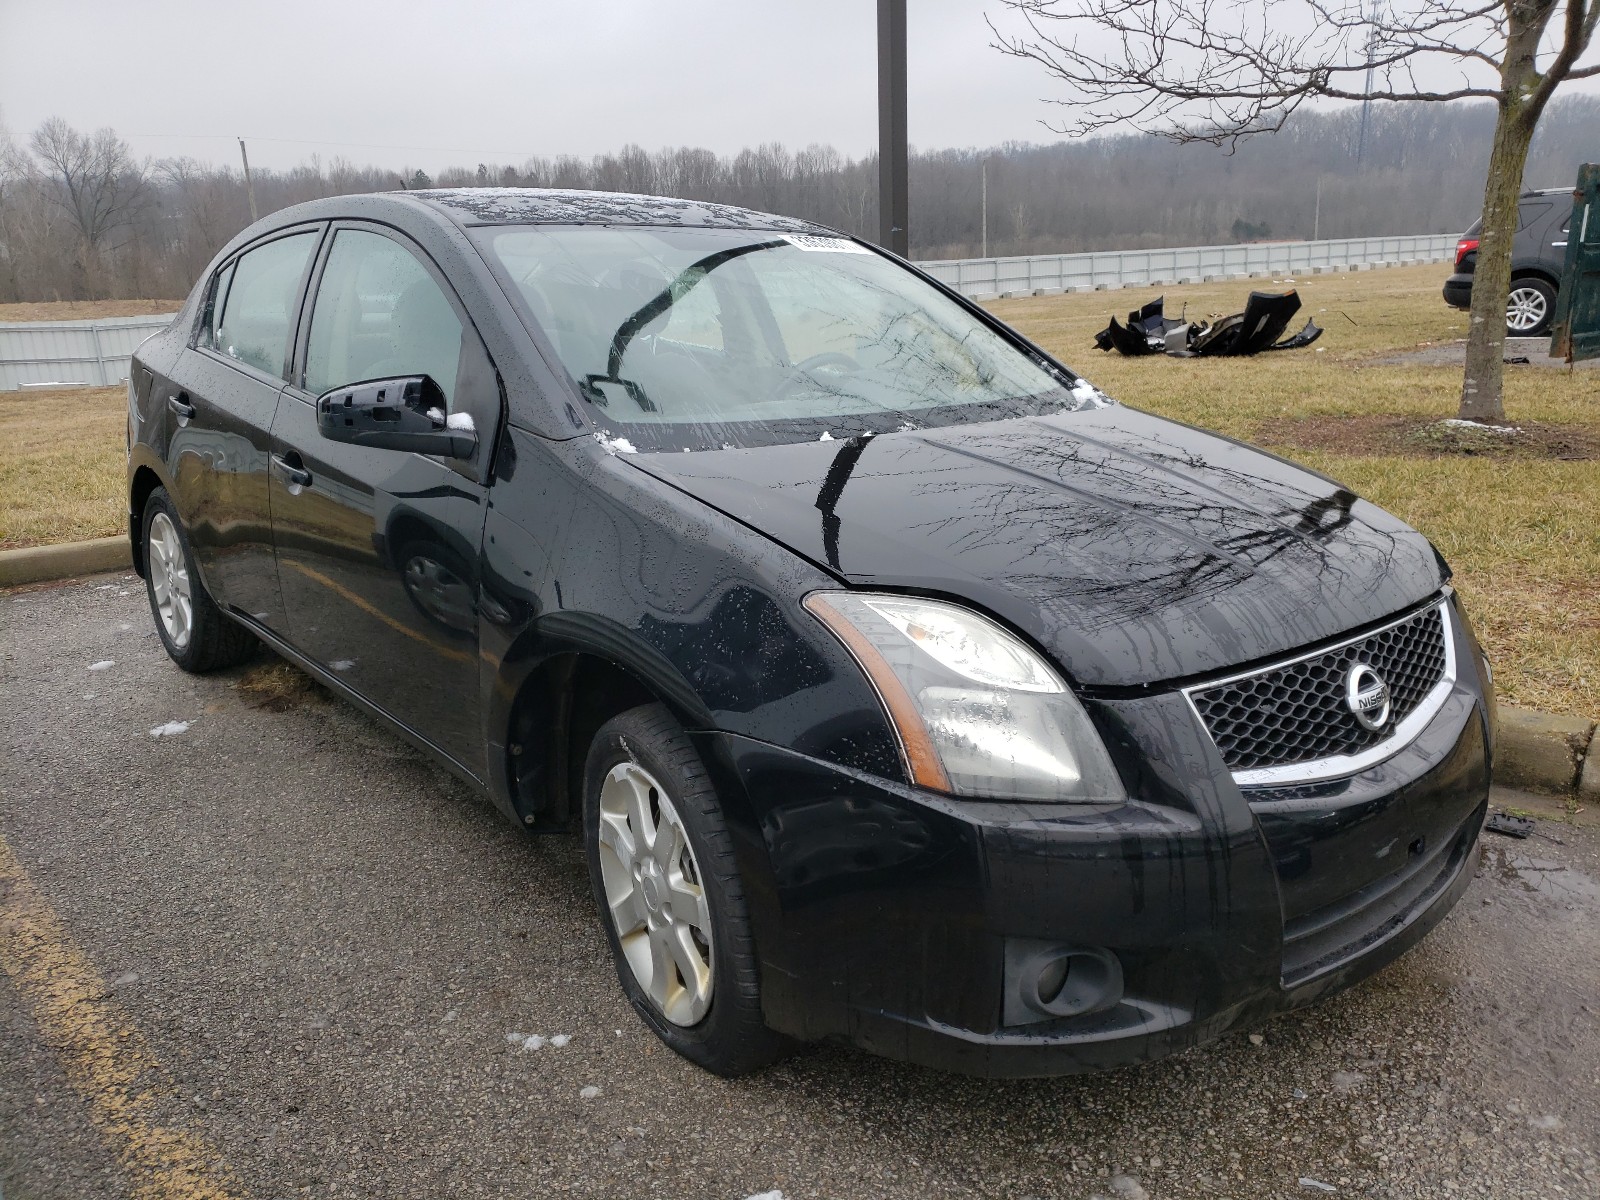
[{"xmin": 315, "ymin": 376, "xmax": 477, "ymax": 459}]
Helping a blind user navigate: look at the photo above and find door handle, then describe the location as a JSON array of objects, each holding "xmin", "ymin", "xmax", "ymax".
[
  {"xmin": 271, "ymin": 453, "xmax": 312, "ymax": 489},
  {"xmin": 168, "ymin": 393, "xmax": 196, "ymax": 420}
]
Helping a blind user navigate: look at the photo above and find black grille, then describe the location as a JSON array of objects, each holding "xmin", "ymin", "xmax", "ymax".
[{"xmin": 1189, "ymin": 604, "xmax": 1448, "ymax": 773}]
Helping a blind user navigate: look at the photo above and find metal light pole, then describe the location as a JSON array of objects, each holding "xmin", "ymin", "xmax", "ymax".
[
  {"xmin": 877, "ymin": 0, "xmax": 909, "ymax": 256},
  {"xmin": 238, "ymin": 138, "xmax": 259, "ymax": 223}
]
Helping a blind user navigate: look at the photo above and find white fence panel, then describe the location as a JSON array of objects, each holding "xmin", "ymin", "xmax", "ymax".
[
  {"xmin": 922, "ymin": 233, "xmax": 1457, "ymax": 298},
  {"xmin": 0, "ymin": 314, "xmax": 176, "ymax": 391}
]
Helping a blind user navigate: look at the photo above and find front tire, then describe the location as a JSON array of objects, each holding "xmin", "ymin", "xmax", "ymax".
[
  {"xmin": 1506, "ymin": 277, "xmax": 1556, "ymax": 336},
  {"xmin": 141, "ymin": 487, "xmax": 257, "ymax": 673},
  {"xmin": 582, "ymin": 703, "xmax": 793, "ymax": 1076}
]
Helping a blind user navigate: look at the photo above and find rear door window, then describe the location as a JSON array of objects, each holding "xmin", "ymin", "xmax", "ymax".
[{"xmin": 213, "ymin": 232, "xmax": 319, "ymax": 379}]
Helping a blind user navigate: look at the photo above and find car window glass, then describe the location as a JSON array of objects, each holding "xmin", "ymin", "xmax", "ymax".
[
  {"xmin": 480, "ymin": 226, "xmax": 1081, "ymax": 452},
  {"xmin": 1517, "ymin": 202, "xmax": 1551, "ymax": 232},
  {"xmin": 305, "ymin": 228, "xmax": 464, "ymax": 407},
  {"xmin": 213, "ymin": 232, "xmax": 318, "ymax": 378},
  {"xmin": 198, "ymin": 259, "xmax": 235, "ymax": 352}
]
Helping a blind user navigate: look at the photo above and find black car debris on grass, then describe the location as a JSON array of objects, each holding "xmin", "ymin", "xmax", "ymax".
[
  {"xmin": 125, "ymin": 188, "xmax": 1494, "ymax": 1078},
  {"xmin": 1095, "ymin": 291, "xmax": 1324, "ymax": 357}
]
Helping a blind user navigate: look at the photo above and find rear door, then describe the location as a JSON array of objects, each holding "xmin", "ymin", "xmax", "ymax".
[
  {"xmin": 268, "ymin": 222, "xmax": 501, "ymax": 777},
  {"xmin": 161, "ymin": 226, "xmax": 323, "ymax": 630}
]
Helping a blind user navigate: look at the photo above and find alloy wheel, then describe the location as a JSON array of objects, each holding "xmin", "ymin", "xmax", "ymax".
[
  {"xmin": 148, "ymin": 511, "xmax": 193, "ymax": 650},
  {"xmin": 1506, "ymin": 286, "xmax": 1548, "ymax": 333},
  {"xmin": 596, "ymin": 760, "xmax": 715, "ymax": 1026}
]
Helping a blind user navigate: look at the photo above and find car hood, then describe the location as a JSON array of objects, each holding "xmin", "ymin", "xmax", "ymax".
[{"xmin": 623, "ymin": 406, "xmax": 1446, "ymax": 688}]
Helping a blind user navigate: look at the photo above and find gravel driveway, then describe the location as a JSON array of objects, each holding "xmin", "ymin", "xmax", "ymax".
[{"xmin": 3, "ymin": 575, "xmax": 1597, "ymax": 1200}]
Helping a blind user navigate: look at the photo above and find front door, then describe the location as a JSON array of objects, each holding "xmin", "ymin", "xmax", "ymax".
[
  {"xmin": 269, "ymin": 223, "xmax": 500, "ymax": 778},
  {"xmin": 163, "ymin": 226, "xmax": 322, "ymax": 631},
  {"xmin": 1552, "ymin": 163, "xmax": 1600, "ymax": 364}
]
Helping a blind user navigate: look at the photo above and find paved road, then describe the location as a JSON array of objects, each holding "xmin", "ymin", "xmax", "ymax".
[{"xmin": 3, "ymin": 575, "xmax": 1598, "ymax": 1200}]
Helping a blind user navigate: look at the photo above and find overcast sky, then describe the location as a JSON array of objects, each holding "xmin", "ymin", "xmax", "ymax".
[{"xmin": 0, "ymin": 0, "xmax": 1077, "ymax": 173}]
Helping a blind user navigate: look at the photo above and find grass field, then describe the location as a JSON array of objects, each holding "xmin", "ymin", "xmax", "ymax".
[
  {"xmin": 0, "ymin": 299, "xmax": 183, "ymax": 322},
  {"xmin": 1, "ymin": 265, "xmax": 1594, "ymax": 718}
]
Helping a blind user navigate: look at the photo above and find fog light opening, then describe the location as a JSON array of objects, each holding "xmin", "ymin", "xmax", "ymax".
[{"xmin": 1003, "ymin": 940, "xmax": 1125, "ymax": 1026}]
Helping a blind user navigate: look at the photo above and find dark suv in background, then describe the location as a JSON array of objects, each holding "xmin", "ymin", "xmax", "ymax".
[{"xmin": 1444, "ymin": 188, "xmax": 1572, "ymax": 335}]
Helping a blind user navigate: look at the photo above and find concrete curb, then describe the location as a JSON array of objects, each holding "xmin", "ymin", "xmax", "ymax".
[
  {"xmin": 3, "ymin": 538, "xmax": 1597, "ymax": 796},
  {"xmin": 0, "ymin": 536, "xmax": 131, "ymax": 587},
  {"xmin": 1497, "ymin": 706, "xmax": 1597, "ymax": 798}
]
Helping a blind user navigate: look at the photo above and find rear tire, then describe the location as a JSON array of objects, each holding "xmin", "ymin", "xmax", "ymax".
[
  {"xmin": 582, "ymin": 702, "xmax": 793, "ymax": 1076},
  {"xmin": 141, "ymin": 487, "xmax": 257, "ymax": 673},
  {"xmin": 1506, "ymin": 277, "xmax": 1556, "ymax": 337}
]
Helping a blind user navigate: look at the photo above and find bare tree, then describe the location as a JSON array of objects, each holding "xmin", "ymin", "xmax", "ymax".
[
  {"xmin": 29, "ymin": 117, "xmax": 148, "ymax": 298},
  {"xmin": 990, "ymin": 0, "xmax": 1599, "ymax": 423}
]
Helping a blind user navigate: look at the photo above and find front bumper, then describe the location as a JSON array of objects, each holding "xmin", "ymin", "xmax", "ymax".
[{"xmin": 698, "ymin": 606, "xmax": 1492, "ymax": 1077}]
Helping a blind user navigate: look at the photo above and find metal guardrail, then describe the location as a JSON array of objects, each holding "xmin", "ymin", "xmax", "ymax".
[
  {"xmin": 0, "ymin": 233, "xmax": 1458, "ymax": 390},
  {"xmin": 0, "ymin": 314, "xmax": 175, "ymax": 391},
  {"xmin": 919, "ymin": 234, "xmax": 1459, "ymax": 298}
]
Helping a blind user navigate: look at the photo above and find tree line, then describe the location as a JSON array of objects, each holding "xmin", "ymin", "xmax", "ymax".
[{"xmin": 0, "ymin": 97, "xmax": 1594, "ymax": 304}]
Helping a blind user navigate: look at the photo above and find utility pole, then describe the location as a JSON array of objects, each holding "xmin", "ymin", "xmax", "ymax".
[
  {"xmin": 877, "ymin": 0, "xmax": 908, "ymax": 257},
  {"xmin": 238, "ymin": 138, "xmax": 259, "ymax": 223},
  {"xmin": 981, "ymin": 159, "xmax": 988, "ymax": 258},
  {"xmin": 1314, "ymin": 176, "xmax": 1322, "ymax": 240},
  {"xmin": 1355, "ymin": 1, "xmax": 1382, "ymax": 168}
]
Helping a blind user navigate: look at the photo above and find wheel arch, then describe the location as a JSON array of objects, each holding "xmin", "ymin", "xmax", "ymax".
[
  {"xmin": 1509, "ymin": 265, "xmax": 1560, "ymax": 290},
  {"xmin": 127, "ymin": 460, "xmax": 169, "ymax": 578},
  {"xmin": 489, "ymin": 614, "xmax": 717, "ymax": 831}
]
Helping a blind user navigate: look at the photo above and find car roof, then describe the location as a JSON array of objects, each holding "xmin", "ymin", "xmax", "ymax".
[{"xmin": 407, "ymin": 187, "xmax": 832, "ymax": 234}]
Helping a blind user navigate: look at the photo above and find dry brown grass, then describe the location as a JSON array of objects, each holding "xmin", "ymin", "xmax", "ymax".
[
  {"xmin": 3, "ymin": 266, "xmax": 1593, "ymax": 719},
  {"xmin": 0, "ymin": 299, "xmax": 183, "ymax": 323},
  {"xmin": 236, "ymin": 656, "xmax": 329, "ymax": 712},
  {"xmin": 0, "ymin": 386, "xmax": 126, "ymax": 549}
]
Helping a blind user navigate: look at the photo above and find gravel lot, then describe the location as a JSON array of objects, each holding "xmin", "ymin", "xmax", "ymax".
[{"xmin": 3, "ymin": 575, "xmax": 1597, "ymax": 1200}]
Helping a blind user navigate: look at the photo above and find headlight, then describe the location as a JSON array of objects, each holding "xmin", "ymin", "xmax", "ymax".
[{"xmin": 804, "ymin": 592, "xmax": 1126, "ymax": 803}]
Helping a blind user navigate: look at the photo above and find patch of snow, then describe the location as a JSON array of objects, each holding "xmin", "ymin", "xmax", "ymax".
[
  {"xmin": 593, "ymin": 432, "xmax": 639, "ymax": 455},
  {"xmin": 446, "ymin": 411, "xmax": 475, "ymax": 431},
  {"xmin": 1070, "ymin": 378, "xmax": 1114, "ymax": 407},
  {"xmin": 88, "ymin": 660, "xmax": 115, "ymax": 672},
  {"xmin": 579, "ymin": 1085, "xmax": 601, "ymax": 1099},
  {"xmin": 818, "ymin": 430, "xmax": 835, "ymax": 441},
  {"xmin": 118, "ymin": 623, "xmax": 132, "ymax": 632},
  {"xmin": 522, "ymin": 1034, "xmax": 547, "ymax": 1051},
  {"xmin": 1440, "ymin": 418, "xmax": 1521, "ymax": 435},
  {"xmin": 149, "ymin": 720, "xmax": 191, "ymax": 738},
  {"xmin": 548, "ymin": 1033, "xmax": 571, "ymax": 1048},
  {"xmin": 426, "ymin": 407, "xmax": 446, "ymax": 424},
  {"xmin": 329, "ymin": 659, "xmax": 356, "ymax": 672},
  {"xmin": 1298, "ymin": 1179, "xmax": 1337, "ymax": 1194},
  {"xmin": 505, "ymin": 1031, "xmax": 526, "ymax": 1045},
  {"xmin": 95, "ymin": 583, "xmax": 116, "ymax": 591},
  {"xmin": 744, "ymin": 1192, "xmax": 785, "ymax": 1200}
]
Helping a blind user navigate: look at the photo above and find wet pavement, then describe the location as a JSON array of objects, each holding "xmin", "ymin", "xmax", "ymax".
[{"xmin": 3, "ymin": 575, "xmax": 1597, "ymax": 1200}]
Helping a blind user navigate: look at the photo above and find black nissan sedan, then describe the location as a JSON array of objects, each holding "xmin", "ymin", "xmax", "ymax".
[{"xmin": 126, "ymin": 189, "xmax": 1494, "ymax": 1078}]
